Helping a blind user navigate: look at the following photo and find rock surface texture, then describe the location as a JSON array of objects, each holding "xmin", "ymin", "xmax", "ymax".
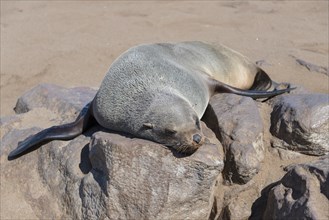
[
  {"xmin": 1, "ymin": 84, "xmax": 328, "ymax": 219},
  {"xmin": 270, "ymin": 93, "xmax": 329, "ymax": 156},
  {"xmin": 203, "ymin": 94, "xmax": 265, "ymax": 184},
  {"xmin": 14, "ymin": 83, "xmax": 97, "ymax": 121},
  {"xmin": 1, "ymin": 84, "xmax": 224, "ymax": 219},
  {"xmin": 251, "ymin": 156, "xmax": 329, "ymax": 219},
  {"xmin": 82, "ymin": 131, "xmax": 223, "ymax": 219}
]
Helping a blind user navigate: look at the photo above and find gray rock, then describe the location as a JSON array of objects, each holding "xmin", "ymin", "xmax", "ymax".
[
  {"xmin": 1, "ymin": 125, "xmax": 65, "ymax": 219},
  {"xmin": 4, "ymin": 83, "xmax": 328, "ymax": 220},
  {"xmin": 81, "ymin": 125, "xmax": 224, "ymax": 220},
  {"xmin": 2, "ymin": 84, "xmax": 224, "ymax": 219},
  {"xmin": 275, "ymin": 147, "xmax": 304, "ymax": 160},
  {"xmin": 262, "ymin": 156, "xmax": 329, "ymax": 219},
  {"xmin": 212, "ymin": 180, "xmax": 261, "ymax": 220},
  {"xmin": 37, "ymin": 129, "xmax": 95, "ymax": 219},
  {"xmin": 291, "ymin": 55, "xmax": 329, "ymax": 76},
  {"xmin": 203, "ymin": 94, "xmax": 265, "ymax": 184},
  {"xmin": 14, "ymin": 83, "xmax": 97, "ymax": 121},
  {"xmin": 18, "ymin": 123, "xmax": 223, "ymax": 220},
  {"xmin": 270, "ymin": 93, "xmax": 329, "ymax": 156}
]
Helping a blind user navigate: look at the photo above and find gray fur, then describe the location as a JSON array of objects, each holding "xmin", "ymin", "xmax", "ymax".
[
  {"xmin": 93, "ymin": 43, "xmax": 211, "ymax": 152},
  {"xmin": 92, "ymin": 41, "xmax": 286, "ymax": 153}
]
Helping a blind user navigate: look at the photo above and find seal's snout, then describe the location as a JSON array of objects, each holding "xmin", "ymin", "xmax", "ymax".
[{"xmin": 193, "ymin": 134, "xmax": 202, "ymax": 144}]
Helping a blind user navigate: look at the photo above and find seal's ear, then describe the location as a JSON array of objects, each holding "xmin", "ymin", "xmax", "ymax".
[{"xmin": 143, "ymin": 123, "xmax": 154, "ymax": 129}]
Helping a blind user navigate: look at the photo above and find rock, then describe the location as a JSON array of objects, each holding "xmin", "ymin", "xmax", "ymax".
[
  {"xmin": 251, "ymin": 156, "xmax": 329, "ymax": 219},
  {"xmin": 203, "ymin": 94, "xmax": 265, "ymax": 184},
  {"xmin": 14, "ymin": 83, "xmax": 97, "ymax": 121},
  {"xmin": 275, "ymin": 147, "xmax": 304, "ymax": 160},
  {"xmin": 1, "ymin": 126, "xmax": 65, "ymax": 219},
  {"xmin": 1, "ymin": 83, "xmax": 224, "ymax": 219},
  {"xmin": 290, "ymin": 55, "xmax": 329, "ymax": 76},
  {"xmin": 37, "ymin": 129, "xmax": 95, "ymax": 219},
  {"xmin": 270, "ymin": 93, "xmax": 329, "ymax": 156},
  {"xmin": 79, "ymin": 128, "xmax": 224, "ymax": 219},
  {"xmin": 3, "ymin": 83, "xmax": 328, "ymax": 219},
  {"xmin": 2, "ymin": 122, "xmax": 224, "ymax": 220},
  {"xmin": 215, "ymin": 181, "xmax": 261, "ymax": 220}
]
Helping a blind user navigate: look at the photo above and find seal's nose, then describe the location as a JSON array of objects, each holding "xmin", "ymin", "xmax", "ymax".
[{"xmin": 193, "ymin": 134, "xmax": 202, "ymax": 144}]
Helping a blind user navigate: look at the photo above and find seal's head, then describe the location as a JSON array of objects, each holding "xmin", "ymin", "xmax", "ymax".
[{"xmin": 137, "ymin": 93, "xmax": 204, "ymax": 154}]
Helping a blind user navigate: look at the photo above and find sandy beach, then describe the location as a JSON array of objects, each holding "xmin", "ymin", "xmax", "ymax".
[
  {"xmin": 0, "ymin": 2, "xmax": 328, "ymax": 219},
  {"xmin": 1, "ymin": 1, "xmax": 328, "ymax": 117}
]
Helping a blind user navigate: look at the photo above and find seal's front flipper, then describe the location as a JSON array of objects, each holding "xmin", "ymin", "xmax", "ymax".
[
  {"xmin": 209, "ymin": 79, "xmax": 295, "ymax": 99},
  {"xmin": 8, "ymin": 127, "xmax": 59, "ymax": 160},
  {"xmin": 8, "ymin": 121, "xmax": 82, "ymax": 160},
  {"xmin": 8, "ymin": 103, "xmax": 94, "ymax": 160}
]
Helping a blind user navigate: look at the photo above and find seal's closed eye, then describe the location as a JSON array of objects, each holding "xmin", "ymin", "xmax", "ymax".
[{"xmin": 165, "ymin": 128, "xmax": 177, "ymax": 135}]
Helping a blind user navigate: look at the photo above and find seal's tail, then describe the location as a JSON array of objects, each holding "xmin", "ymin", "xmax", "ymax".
[{"xmin": 8, "ymin": 103, "xmax": 94, "ymax": 160}]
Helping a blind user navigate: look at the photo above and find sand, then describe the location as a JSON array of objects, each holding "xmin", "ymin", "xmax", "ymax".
[
  {"xmin": 1, "ymin": 1, "xmax": 328, "ymax": 117},
  {"xmin": 0, "ymin": 2, "xmax": 328, "ymax": 218}
]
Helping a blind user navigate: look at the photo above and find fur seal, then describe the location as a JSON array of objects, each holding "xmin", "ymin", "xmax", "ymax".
[{"xmin": 8, "ymin": 41, "xmax": 293, "ymax": 160}]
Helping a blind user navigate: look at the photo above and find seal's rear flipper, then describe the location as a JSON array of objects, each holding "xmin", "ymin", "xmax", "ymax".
[
  {"xmin": 249, "ymin": 69, "xmax": 273, "ymax": 91},
  {"xmin": 8, "ymin": 103, "xmax": 94, "ymax": 160},
  {"xmin": 211, "ymin": 80, "xmax": 295, "ymax": 99},
  {"xmin": 271, "ymin": 81, "xmax": 292, "ymax": 91}
]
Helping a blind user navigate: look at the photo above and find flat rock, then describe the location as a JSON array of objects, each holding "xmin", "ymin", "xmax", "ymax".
[
  {"xmin": 251, "ymin": 156, "xmax": 329, "ymax": 219},
  {"xmin": 270, "ymin": 93, "xmax": 329, "ymax": 156},
  {"xmin": 202, "ymin": 94, "xmax": 264, "ymax": 184}
]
